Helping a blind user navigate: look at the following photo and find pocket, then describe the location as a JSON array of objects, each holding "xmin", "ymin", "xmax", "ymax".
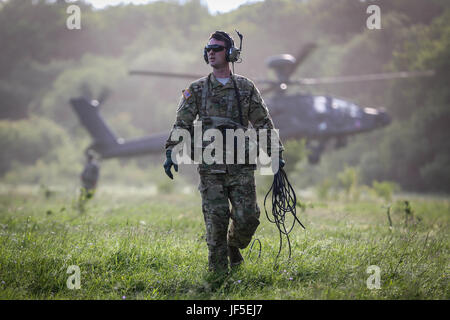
[
  {"xmin": 199, "ymin": 177, "xmax": 224, "ymax": 201},
  {"xmin": 205, "ymin": 184, "xmax": 224, "ymax": 201}
]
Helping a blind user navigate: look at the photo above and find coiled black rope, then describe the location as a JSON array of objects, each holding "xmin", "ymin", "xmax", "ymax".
[{"xmin": 264, "ymin": 167, "xmax": 305, "ymax": 260}]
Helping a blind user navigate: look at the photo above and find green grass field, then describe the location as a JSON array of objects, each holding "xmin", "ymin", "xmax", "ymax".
[{"xmin": 0, "ymin": 183, "xmax": 448, "ymax": 300}]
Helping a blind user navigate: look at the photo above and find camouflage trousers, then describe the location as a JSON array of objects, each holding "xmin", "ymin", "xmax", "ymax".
[{"xmin": 198, "ymin": 170, "xmax": 260, "ymax": 272}]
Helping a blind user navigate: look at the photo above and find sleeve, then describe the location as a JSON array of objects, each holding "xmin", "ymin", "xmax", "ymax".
[
  {"xmin": 248, "ymin": 82, "xmax": 284, "ymax": 155},
  {"xmin": 165, "ymin": 84, "xmax": 199, "ymax": 151}
]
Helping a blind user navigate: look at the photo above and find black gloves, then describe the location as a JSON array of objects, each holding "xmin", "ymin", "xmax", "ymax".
[
  {"xmin": 163, "ymin": 149, "xmax": 178, "ymax": 179},
  {"xmin": 278, "ymin": 152, "xmax": 286, "ymax": 172},
  {"xmin": 279, "ymin": 157, "xmax": 286, "ymax": 169}
]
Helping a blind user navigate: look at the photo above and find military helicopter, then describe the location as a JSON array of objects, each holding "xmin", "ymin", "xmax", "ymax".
[{"xmin": 70, "ymin": 43, "xmax": 433, "ymax": 171}]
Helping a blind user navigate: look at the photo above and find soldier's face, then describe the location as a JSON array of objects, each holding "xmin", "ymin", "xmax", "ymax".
[{"xmin": 207, "ymin": 38, "xmax": 228, "ymax": 68}]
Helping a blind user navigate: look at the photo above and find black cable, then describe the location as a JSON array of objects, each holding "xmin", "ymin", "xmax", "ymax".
[
  {"xmin": 264, "ymin": 167, "xmax": 305, "ymax": 261},
  {"xmin": 246, "ymin": 238, "xmax": 261, "ymax": 262}
]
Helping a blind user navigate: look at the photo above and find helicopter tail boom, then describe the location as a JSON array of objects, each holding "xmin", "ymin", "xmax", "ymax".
[
  {"xmin": 70, "ymin": 97, "xmax": 168, "ymax": 159},
  {"xmin": 70, "ymin": 98, "xmax": 118, "ymax": 151}
]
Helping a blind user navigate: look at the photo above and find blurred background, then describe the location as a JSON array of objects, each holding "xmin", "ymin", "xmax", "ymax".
[{"xmin": 0, "ymin": 0, "xmax": 449, "ymax": 196}]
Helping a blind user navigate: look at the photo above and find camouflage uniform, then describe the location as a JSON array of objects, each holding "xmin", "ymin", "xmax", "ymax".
[{"xmin": 165, "ymin": 73, "xmax": 283, "ymax": 272}]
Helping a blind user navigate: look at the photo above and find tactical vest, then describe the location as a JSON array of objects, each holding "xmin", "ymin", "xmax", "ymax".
[{"xmin": 195, "ymin": 74, "xmax": 257, "ymax": 174}]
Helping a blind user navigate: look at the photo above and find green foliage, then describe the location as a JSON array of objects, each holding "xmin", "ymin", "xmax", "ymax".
[
  {"xmin": 305, "ymin": 5, "xmax": 450, "ymax": 194},
  {"xmin": 0, "ymin": 0, "xmax": 449, "ymax": 192},
  {"xmin": 0, "ymin": 117, "xmax": 72, "ymax": 175},
  {"xmin": 388, "ymin": 200, "xmax": 419, "ymax": 227},
  {"xmin": 420, "ymin": 154, "xmax": 450, "ymax": 192},
  {"xmin": 39, "ymin": 55, "xmax": 127, "ymax": 127},
  {"xmin": 157, "ymin": 177, "xmax": 176, "ymax": 194},
  {"xmin": 371, "ymin": 180, "xmax": 399, "ymax": 202},
  {"xmin": 337, "ymin": 166, "xmax": 359, "ymax": 198},
  {"xmin": 255, "ymin": 174, "xmax": 273, "ymax": 198},
  {"xmin": 282, "ymin": 139, "xmax": 307, "ymax": 175},
  {"xmin": 316, "ymin": 178, "xmax": 332, "ymax": 200}
]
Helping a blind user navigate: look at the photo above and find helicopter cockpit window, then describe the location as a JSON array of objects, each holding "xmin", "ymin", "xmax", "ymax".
[
  {"xmin": 332, "ymin": 98, "xmax": 361, "ymax": 118},
  {"xmin": 313, "ymin": 97, "xmax": 327, "ymax": 113}
]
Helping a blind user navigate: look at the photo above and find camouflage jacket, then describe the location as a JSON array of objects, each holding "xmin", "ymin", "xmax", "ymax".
[{"xmin": 165, "ymin": 72, "xmax": 284, "ymax": 174}]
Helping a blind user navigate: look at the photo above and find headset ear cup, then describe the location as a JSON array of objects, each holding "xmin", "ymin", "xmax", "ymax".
[
  {"xmin": 229, "ymin": 36, "xmax": 236, "ymax": 62},
  {"xmin": 228, "ymin": 48, "xmax": 239, "ymax": 63},
  {"xmin": 204, "ymin": 48, "xmax": 209, "ymax": 64}
]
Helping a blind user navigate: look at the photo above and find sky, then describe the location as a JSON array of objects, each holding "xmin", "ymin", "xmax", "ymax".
[{"xmin": 81, "ymin": 0, "xmax": 263, "ymax": 14}]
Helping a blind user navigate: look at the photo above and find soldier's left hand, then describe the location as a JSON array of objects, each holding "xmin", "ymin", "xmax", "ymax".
[
  {"xmin": 279, "ymin": 157, "xmax": 285, "ymax": 169},
  {"xmin": 163, "ymin": 150, "xmax": 178, "ymax": 179}
]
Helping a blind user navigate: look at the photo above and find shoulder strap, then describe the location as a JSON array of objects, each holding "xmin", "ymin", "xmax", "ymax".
[
  {"xmin": 231, "ymin": 75, "xmax": 244, "ymax": 125},
  {"xmin": 201, "ymin": 74, "xmax": 210, "ymax": 116},
  {"xmin": 226, "ymin": 91, "xmax": 234, "ymax": 118}
]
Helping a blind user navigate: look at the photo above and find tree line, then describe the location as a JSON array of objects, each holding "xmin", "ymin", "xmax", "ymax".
[{"xmin": 0, "ymin": 0, "xmax": 449, "ymax": 193}]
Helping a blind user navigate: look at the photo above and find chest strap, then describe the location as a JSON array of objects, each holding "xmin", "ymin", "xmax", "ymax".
[
  {"xmin": 201, "ymin": 74, "xmax": 210, "ymax": 116},
  {"xmin": 200, "ymin": 74, "xmax": 243, "ymax": 125},
  {"xmin": 231, "ymin": 76, "xmax": 244, "ymax": 126},
  {"xmin": 226, "ymin": 90, "xmax": 234, "ymax": 118}
]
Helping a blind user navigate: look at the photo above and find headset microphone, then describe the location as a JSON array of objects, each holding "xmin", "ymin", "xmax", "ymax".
[
  {"xmin": 227, "ymin": 30, "xmax": 243, "ymax": 63},
  {"xmin": 231, "ymin": 29, "xmax": 243, "ymax": 63}
]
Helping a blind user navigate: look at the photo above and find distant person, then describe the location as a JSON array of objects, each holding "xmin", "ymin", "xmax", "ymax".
[
  {"xmin": 163, "ymin": 31, "xmax": 285, "ymax": 275},
  {"xmin": 78, "ymin": 151, "xmax": 100, "ymax": 212}
]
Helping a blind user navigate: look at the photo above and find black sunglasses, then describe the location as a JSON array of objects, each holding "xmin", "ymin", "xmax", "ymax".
[{"xmin": 205, "ymin": 44, "xmax": 226, "ymax": 53}]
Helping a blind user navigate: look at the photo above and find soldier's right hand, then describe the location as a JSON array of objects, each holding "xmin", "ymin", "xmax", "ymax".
[{"xmin": 163, "ymin": 150, "xmax": 178, "ymax": 180}]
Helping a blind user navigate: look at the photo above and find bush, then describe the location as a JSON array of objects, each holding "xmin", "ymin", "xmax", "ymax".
[
  {"xmin": 316, "ymin": 178, "xmax": 332, "ymax": 200},
  {"xmin": 0, "ymin": 117, "xmax": 71, "ymax": 175},
  {"xmin": 282, "ymin": 139, "xmax": 307, "ymax": 175},
  {"xmin": 337, "ymin": 166, "xmax": 359, "ymax": 198},
  {"xmin": 371, "ymin": 180, "xmax": 399, "ymax": 202}
]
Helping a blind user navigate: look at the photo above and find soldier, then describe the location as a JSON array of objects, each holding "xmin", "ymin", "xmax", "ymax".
[
  {"xmin": 164, "ymin": 31, "xmax": 285, "ymax": 274},
  {"xmin": 78, "ymin": 151, "xmax": 100, "ymax": 212}
]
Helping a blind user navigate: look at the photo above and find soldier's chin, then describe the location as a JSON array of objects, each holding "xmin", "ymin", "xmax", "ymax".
[{"xmin": 211, "ymin": 61, "xmax": 224, "ymax": 69}]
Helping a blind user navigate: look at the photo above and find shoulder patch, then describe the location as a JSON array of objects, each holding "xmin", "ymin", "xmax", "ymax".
[{"xmin": 182, "ymin": 89, "xmax": 192, "ymax": 100}]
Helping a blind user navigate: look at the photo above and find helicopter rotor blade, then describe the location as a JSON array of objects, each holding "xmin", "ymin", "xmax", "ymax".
[
  {"xmin": 286, "ymin": 43, "xmax": 317, "ymax": 79},
  {"xmin": 79, "ymin": 82, "xmax": 93, "ymax": 101},
  {"xmin": 129, "ymin": 70, "xmax": 204, "ymax": 80},
  {"xmin": 293, "ymin": 70, "xmax": 435, "ymax": 85}
]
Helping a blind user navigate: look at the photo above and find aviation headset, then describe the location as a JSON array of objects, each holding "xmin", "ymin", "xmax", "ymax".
[{"xmin": 204, "ymin": 30, "xmax": 243, "ymax": 64}]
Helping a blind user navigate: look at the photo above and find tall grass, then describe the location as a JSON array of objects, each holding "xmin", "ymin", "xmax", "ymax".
[{"xmin": 0, "ymin": 184, "xmax": 448, "ymax": 299}]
